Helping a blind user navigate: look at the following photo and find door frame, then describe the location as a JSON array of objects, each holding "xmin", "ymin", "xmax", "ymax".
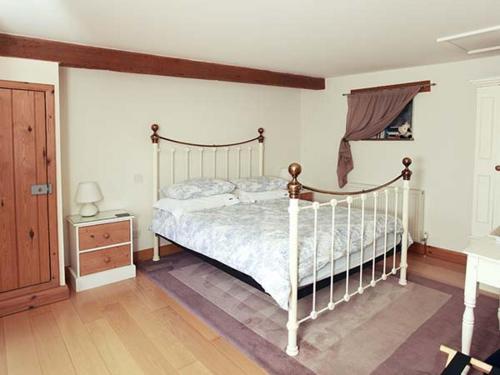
[{"xmin": 0, "ymin": 79, "xmax": 60, "ymax": 301}]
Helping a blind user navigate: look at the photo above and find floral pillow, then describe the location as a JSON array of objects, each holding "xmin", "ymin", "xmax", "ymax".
[
  {"xmin": 231, "ymin": 176, "xmax": 288, "ymax": 192},
  {"xmin": 162, "ymin": 178, "xmax": 235, "ymax": 200}
]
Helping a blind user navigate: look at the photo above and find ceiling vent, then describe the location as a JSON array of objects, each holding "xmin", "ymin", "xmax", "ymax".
[{"xmin": 437, "ymin": 25, "xmax": 500, "ymax": 55}]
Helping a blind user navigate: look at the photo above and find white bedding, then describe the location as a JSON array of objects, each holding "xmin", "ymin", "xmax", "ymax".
[{"xmin": 151, "ymin": 198, "xmax": 406, "ymax": 310}]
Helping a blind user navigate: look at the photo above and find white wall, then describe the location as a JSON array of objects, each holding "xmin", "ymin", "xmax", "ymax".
[
  {"xmin": 0, "ymin": 56, "xmax": 65, "ymax": 284},
  {"xmin": 300, "ymin": 55, "xmax": 500, "ymax": 251},
  {"xmin": 60, "ymin": 68, "xmax": 302, "ymax": 254}
]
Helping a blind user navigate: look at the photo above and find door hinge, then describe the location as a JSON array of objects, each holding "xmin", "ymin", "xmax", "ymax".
[{"xmin": 31, "ymin": 184, "xmax": 52, "ymax": 195}]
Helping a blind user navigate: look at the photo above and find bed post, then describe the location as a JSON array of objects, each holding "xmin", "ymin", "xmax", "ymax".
[
  {"xmin": 286, "ymin": 162, "xmax": 302, "ymax": 356},
  {"xmin": 258, "ymin": 128, "xmax": 264, "ymax": 176},
  {"xmin": 151, "ymin": 124, "xmax": 160, "ymax": 262},
  {"xmin": 399, "ymin": 157, "xmax": 412, "ymax": 286}
]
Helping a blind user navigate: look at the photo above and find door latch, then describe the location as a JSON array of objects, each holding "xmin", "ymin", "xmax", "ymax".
[{"xmin": 31, "ymin": 184, "xmax": 52, "ymax": 195}]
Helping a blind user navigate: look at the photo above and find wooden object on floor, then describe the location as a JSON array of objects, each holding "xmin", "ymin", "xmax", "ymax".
[
  {"xmin": 0, "ymin": 79, "xmax": 67, "ymax": 318},
  {"xmin": 0, "ymin": 272, "xmax": 267, "ymax": 375},
  {"xmin": 0, "ymin": 33, "xmax": 325, "ymax": 90},
  {"xmin": 440, "ymin": 345, "xmax": 494, "ymax": 374},
  {"xmin": 67, "ymin": 210, "xmax": 136, "ymax": 292},
  {"xmin": 134, "ymin": 244, "xmax": 183, "ymax": 263},
  {"xmin": 461, "ymin": 236, "xmax": 500, "ymax": 356}
]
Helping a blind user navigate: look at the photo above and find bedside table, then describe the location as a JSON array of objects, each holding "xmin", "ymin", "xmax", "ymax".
[
  {"xmin": 67, "ymin": 209, "xmax": 136, "ymax": 292},
  {"xmin": 299, "ymin": 191, "xmax": 314, "ymax": 201}
]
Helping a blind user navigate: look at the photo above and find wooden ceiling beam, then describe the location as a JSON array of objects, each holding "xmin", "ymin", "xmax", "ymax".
[{"xmin": 0, "ymin": 33, "xmax": 325, "ymax": 90}]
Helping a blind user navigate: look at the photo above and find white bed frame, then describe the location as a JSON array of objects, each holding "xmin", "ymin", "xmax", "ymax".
[{"xmin": 150, "ymin": 124, "xmax": 411, "ymax": 356}]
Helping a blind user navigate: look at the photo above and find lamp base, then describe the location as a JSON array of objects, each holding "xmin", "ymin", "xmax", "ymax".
[{"xmin": 79, "ymin": 203, "xmax": 99, "ymax": 217}]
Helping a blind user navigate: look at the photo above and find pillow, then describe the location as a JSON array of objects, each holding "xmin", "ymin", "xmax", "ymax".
[
  {"xmin": 161, "ymin": 178, "xmax": 235, "ymax": 200},
  {"xmin": 236, "ymin": 189, "xmax": 288, "ymax": 203},
  {"xmin": 230, "ymin": 176, "xmax": 288, "ymax": 193},
  {"xmin": 153, "ymin": 193, "xmax": 239, "ymax": 218}
]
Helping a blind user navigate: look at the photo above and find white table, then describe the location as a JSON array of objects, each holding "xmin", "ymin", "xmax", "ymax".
[{"xmin": 462, "ymin": 236, "xmax": 500, "ymax": 355}]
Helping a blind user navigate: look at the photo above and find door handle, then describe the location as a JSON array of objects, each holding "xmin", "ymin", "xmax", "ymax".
[{"xmin": 496, "ymin": 165, "xmax": 500, "ymax": 172}]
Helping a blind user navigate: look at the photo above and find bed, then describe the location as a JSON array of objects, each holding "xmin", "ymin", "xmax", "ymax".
[
  {"xmin": 151, "ymin": 198, "xmax": 404, "ymax": 309},
  {"xmin": 149, "ymin": 124, "xmax": 412, "ymax": 356}
]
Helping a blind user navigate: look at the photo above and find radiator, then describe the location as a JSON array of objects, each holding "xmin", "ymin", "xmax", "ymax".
[{"xmin": 344, "ymin": 182, "xmax": 425, "ymax": 244}]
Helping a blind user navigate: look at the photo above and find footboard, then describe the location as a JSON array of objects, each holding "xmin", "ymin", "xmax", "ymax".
[{"xmin": 285, "ymin": 158, "xmax": 412, "ymax": 356}]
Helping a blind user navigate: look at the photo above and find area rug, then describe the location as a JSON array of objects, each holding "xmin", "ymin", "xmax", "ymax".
[{"xmin": 139, "ymin": 252, "xmax": 499, "ymax": 374}]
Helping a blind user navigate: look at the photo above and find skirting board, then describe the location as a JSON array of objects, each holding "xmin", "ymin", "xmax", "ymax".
[
  {"xmin": 409, "ymin": 243, "xmax": 466, "ymax": 265},
  {"xmin": 68, "ymin": 265, "xmax": 136, "ymax": 292},
  {"xmin": 133, "ymin": 244, "xmax": 182, "ymax": 263},
  {"xmin": 0, "ymin": 285, "xmax": 69, "ymax": 317}
]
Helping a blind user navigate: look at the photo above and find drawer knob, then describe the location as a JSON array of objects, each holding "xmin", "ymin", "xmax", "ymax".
[
  {"xmin": 103, "ymin": 233, "xmax": 110, "ymax": 239},
  {"xmin": 104, "ymin": 256, "xmax": 111, "ymax": 263},
  {"xmin": 90, "ymin": 234, "xmax": 95, "ymax": 238}
]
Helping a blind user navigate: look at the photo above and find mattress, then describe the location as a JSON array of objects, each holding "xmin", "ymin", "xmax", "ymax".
[{"xmin": 151, "ymin": 198, "xmax": 406, "ymax": 310}]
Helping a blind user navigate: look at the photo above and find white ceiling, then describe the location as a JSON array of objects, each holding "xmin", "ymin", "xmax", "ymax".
[{"xmin": 1, "ymin": 0, "xmax": 500, "ymax": 77}]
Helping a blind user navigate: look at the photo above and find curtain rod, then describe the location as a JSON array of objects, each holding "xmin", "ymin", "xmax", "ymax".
[{"xmin": 342, "ymin": 82, "xmax": 437, "ymax": 96}]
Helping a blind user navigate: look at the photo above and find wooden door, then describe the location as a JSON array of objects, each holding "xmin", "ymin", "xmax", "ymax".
[
  {"xmin": 471, "ymin": 85, "xmax": 500, "ymax": 236},
  {"xmin": 0, "ymin": 81, "xmax": 58, "ymax": 293}
]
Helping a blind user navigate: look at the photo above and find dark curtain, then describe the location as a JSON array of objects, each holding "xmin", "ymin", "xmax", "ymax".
[{"xmin": 337, "ymin": 85, "xmax": 421, "ymax": 187}]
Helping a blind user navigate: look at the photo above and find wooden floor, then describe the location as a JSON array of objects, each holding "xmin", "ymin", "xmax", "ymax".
[{"xmin": 0, "ymin": 252, "xmax": 466, "ymax": 375}]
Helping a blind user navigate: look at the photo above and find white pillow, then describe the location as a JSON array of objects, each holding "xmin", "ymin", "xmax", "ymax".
[
  {"xmin": 236, "ymin": 189, "xmax": 288, "ymax": 203},
  {"xmin": 153, "ymin": 193, "xmax": 239, "ymax": 218},
  {"xmin": 230, "ymin": 176, "xmax": 288, "ymax": 192},
  {"xmin": 161, "ymin": 178, "xmax": 235, "ymax": 200}
]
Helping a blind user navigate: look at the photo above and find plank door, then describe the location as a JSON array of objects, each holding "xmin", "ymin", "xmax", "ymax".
[
  {"xmin": 0, "ymin": 86, "xmax": 54, "ymax": 292},
  {"xmin": 471, "ymin": 85, "xmax": 500, "ymax": 236}
]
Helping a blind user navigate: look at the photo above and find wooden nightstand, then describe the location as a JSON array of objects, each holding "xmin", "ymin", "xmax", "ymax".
[
  {"xmin": 67, "ymin": 209, "xmax": 136, "ymax": 292},
  {"xmin": 299, "ymin": 191, "xmax": 314, "ymax": 201}
]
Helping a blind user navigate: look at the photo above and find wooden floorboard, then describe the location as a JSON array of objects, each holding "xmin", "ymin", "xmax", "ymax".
[
  {"xmin": 51, "ymin": 300, "xmax": 111, "ymax": 375},
  {"xmin": 0, "ymin": 253, "xmax": 467, "ymax": 375},
  {"xmin": 29, "ymin": 309, "xmax": 77, "ymax": 375},
  {"xmin": 3, "ymin": 312, "xmax": 43, "ymax": 375},
  {"xmin": 0, "ymin": 318, "xmax": 7, "ymax": 375}
]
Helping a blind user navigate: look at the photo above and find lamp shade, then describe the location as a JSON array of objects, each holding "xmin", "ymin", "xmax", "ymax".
[{"xmin": 75, "ymin": 182, "xmax": 103, "ymax": 204}]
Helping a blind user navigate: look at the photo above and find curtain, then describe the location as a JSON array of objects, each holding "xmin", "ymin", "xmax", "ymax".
[{"xmin": 337, "ymin": 85, "xmax": 421, "ymax": 187}]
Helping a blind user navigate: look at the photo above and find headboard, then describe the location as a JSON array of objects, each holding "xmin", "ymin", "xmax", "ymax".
[{"xmin": 149, "ymin": 124, "xmax": 265, "ymax": 260}]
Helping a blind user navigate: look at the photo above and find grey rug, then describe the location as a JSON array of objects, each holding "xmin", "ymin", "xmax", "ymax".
[{"xmin": 139, "ymin": 252, "xmax": 499, "ymax": 374}]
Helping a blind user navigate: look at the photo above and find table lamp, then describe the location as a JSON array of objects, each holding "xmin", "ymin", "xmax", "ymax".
[{"xmin": 75, "ymin": 181, "xmax": 103, "ymax": 217}]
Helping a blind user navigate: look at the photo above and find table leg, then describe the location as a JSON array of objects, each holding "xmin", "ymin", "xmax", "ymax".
[{"xmin": 462, "ymin": 255, "xmax": 478, "ymax": 355}]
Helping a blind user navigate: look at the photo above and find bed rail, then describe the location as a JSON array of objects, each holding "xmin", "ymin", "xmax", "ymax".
[
  {"xmin": 150, "ymin": 124, "xmax": 265, "ymax": 261},
  {"xmin": 285, "ymin": 158, "xmax": 412, "ymax": 356}
]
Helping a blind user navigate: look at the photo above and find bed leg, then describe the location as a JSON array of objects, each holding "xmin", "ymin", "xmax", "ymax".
[
  {"xmin": 153, "ymin": 235, "xmax": 160, "ymax": 262},
  {"xmin": 399, "ymin": 158, "xmax": 412, "ymax": 286},
  {"xmin": 286, "ymin": 163, "xmax": 302, "ymax": 356},
  {"xmin": 286, "ymin": 197, "xmax": 299, "ymax": 356},
  {"xmin": 151, "ymin": 124, "xmax": 161, "ymax": 262}
]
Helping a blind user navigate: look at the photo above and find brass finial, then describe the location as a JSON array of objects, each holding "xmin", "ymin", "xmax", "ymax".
[
  {"xmin": 402, "ymin": 157, "xmax": 412, "ymax": 180},
  {"xmin": 258, "ymin": 127, "xmax": 265, "ymax": 143},
  {"xmin": 151, "ymin": 124, "xmax": 159, "ymax": 144},
  {"xmin": 287, "ymin": 162, "xmax": 302, "ymax": 199}
]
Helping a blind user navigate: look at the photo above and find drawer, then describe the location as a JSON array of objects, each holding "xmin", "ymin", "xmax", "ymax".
[
  {"xmin": 79, "ymin": 245, "xmax": 131, "ymax": 276},
  {"xmin": 79, "ymin": 221, "xmax": 130, "ymax": 250}
]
